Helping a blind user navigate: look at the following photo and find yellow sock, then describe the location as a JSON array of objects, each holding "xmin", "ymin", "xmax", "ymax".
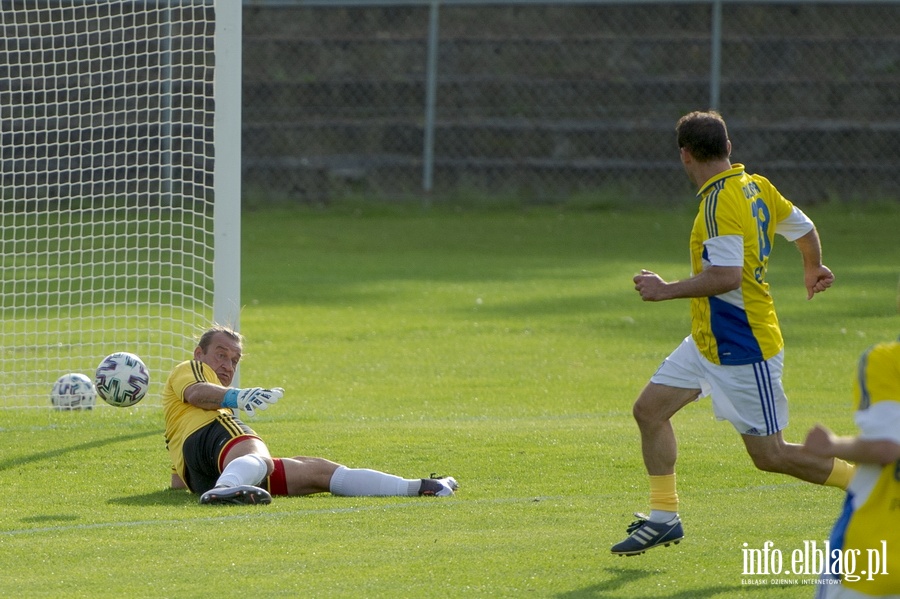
[
  {"xmin": 649, "ymin": 473, "xmax": 679, "ymax": 512},
  {"xmin": 824, "ymin": 459, "xmax": 856, "ymax": 490}
]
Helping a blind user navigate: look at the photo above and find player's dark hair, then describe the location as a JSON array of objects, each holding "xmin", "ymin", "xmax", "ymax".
[
  {"xmin": 198, "ymin": 325, "xmax": 244, "ymax": 352},
  {"xmin": 676, "ymin": 110, "xmax": 730, "ymax": 162}
]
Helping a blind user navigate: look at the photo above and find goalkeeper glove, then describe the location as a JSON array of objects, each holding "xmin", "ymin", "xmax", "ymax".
[{"xmin": 222, "ymin": 387, "xmax": 283, "ymax": 417}]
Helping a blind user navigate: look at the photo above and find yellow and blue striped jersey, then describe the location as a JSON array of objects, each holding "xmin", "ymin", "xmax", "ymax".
[
  {"xmin": 833, "ymin": 340, "xmax": 900, "ymax": 594},
  {"xmin": 162, "ymin": 360, "xmax": 233, "ymax": 481},
  {"xmin": 689, "ymin": 164, "xmax": 811, "ymax": 365}
]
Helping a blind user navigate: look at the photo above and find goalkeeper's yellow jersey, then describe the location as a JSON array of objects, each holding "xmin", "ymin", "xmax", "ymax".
[
  {"xmin": 833, "ymin": 340, "xmax": 900, "ymax": 595},
  {"xmin": 689, "ymin": 164, "xmax": 809, "ymax": 365},
  {"xmin": 162, "ymin": 360, "xmax": 234, "ymax": 481}
]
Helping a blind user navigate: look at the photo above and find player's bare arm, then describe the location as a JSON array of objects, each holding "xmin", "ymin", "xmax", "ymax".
[
  {"xmin": 803, "ymin": 423, "xmax": 900, "ymax": 465},
  {"xmin": 183, "ymin": 381, "xmax": 230, "ymax": 410},
  {"xmin": 634, "ymin": 265, "xmax": 741, "ymax": 302},
  {"xmin": 793, "ymin": 228, "xmax": 834, "ymax": 299}
]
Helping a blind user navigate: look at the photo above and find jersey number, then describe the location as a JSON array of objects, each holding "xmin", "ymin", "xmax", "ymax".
[
  {"xmin": 751, "ymin": 199, "xmax": 772, "ymax": 283},
  {"xmin": 751, "ymin": 199, "xmax": 772, "ymax": 261}
]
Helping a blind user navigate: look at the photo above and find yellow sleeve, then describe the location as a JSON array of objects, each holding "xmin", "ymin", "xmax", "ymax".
[
  {"xmin": 854, "ymin": 341, "xmax": 900, "ymax": 411},
  {"xmin": 168, "ymin": 360, "xmax": 218, "ymax": 402}
]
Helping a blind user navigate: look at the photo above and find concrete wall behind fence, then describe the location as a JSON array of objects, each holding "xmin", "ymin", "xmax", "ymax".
[{"xmin": 242, "ymin": 1, "xmax": 900, "ymax": 206}]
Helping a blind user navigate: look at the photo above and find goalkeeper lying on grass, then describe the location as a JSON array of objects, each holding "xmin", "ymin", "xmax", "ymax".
[{"xmin": 162, "ymin": 325, "xmax": 458, "ymax": 505}]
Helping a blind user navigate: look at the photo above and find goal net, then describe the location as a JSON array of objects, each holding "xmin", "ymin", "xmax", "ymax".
[{"xmin": 0, "ymin": 1, "xmax": 239, "ymax": 408}]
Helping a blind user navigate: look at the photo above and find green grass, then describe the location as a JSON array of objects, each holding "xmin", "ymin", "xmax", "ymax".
[{"xmin": 2, "ymin": 203, "xmax": 898, "ymax": 597}]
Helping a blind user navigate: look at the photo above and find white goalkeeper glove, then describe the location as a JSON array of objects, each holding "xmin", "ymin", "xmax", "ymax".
[{"xmin": 222, "ymin": 387, "xmax": 283, "ymax": 417}]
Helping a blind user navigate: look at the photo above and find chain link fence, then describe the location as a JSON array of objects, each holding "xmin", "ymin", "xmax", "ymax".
[{"xmin": 242, "ymin": 1, "xmax": 900, "ymax": 206}]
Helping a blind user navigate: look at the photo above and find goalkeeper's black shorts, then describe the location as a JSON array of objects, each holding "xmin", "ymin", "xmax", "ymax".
[{"xmin": 181, "ymin": 413, "xmax": 260, "ymax": 493}]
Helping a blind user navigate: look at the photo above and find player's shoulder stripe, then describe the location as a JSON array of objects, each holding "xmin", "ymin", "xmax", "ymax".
[
  {"xmin": 857, "ymin": 347, "xmax": 871, "ymax": 410},
  {"xmin": 705, "ymin": 180, "xmax": 724, "ymax": 237},
  {"xmin": 189, "ymin": 360, "xmax": 206, "ymax": 383}
]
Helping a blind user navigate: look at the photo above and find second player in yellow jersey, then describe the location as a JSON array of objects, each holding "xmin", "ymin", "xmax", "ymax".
[{"xmin": 806, "ymin": 337, "xmax": 900, "ymax": 598}]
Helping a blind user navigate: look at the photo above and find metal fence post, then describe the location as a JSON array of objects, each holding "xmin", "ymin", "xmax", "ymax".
[
  {"xmin": 422, "ymin": 0, "xmax": 440, "ymax": 205},
  {"xmin": 709, "ymin": 0, "xmax": 722, "ymax": 111}
]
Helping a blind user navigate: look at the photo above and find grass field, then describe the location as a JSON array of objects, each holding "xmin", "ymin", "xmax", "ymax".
[{"xmin": 2, "ymin": 203, "xmax": 898, "ymax": 598}]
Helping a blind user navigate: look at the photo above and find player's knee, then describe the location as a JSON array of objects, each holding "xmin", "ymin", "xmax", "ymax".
[
  {"xmin": 631, "ymin": 400, "xmax": 647, "ymax": 424},
  {"xmin": 632, "ymin": 397, "xmax": 660, "ymax": 426},
  {"xmin": 260, "ymin": 455, "xmax": 275, "ymax": 476},
  {"xmin": 239, "ymin": 453, "xmax": 274, "ymax": 477}
]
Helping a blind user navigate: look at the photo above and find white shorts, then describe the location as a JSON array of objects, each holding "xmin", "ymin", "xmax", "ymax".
[{"xmin": 650, "ymin": 336, "xmax": 788, "ymax": 436}]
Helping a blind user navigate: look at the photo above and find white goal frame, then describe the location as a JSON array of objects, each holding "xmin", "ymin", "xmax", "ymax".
[{"xmin": 0, "ymin": 0, "xmax": 241, "ymax": 408}]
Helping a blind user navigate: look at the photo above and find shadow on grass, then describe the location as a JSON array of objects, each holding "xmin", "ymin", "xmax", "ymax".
[
  {"xmin": 108, "ymin": 488, "xmax": 193, "ymax": 507},
  {"xmin": 557, "ymin": 568, "xmax": 772, "ymax": 598},
  {"xmin": 19, "ymin": 514, "xmax": 80, "ymax": 524},
  {"xmin": 0, "ymin": 429, "xmax": 160, "ymax": 471}
]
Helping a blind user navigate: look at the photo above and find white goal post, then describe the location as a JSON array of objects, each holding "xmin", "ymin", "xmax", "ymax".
[{"xmin": 0, "ymin": 0, "xmax": 241, "ymax": 408}]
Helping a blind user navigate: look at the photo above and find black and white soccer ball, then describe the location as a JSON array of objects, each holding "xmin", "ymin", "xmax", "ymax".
[
  {"xmin": 50, "ymin": 373, "xmax": 97, "ymax": 410},
  {"xmin": 95, "ymin": 352, "xmax": 150, "ymax": 407}
]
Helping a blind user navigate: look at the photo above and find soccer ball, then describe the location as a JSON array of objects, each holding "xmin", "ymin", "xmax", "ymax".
[
  {"xmin": 95, "ymin": 352, "xmax": 150, "ymax": 407},
  {"xmin": 50, "ymin": 373, "xmax": 96, "ymax": 410}
]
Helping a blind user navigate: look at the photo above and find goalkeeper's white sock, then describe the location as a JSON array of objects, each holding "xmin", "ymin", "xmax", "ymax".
[
  {"xmin": 215, "ymin": 454, "xmax": 268, "ymax": 488},
  {"xmin": 329, "ymin": 466, "xmax": 420, "ymax": 497}
]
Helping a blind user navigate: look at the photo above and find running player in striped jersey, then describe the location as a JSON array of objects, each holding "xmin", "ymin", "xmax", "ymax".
[
  {"xmin": 163, "ymin": 325, "xmax": 457, "ymax": 505},
  {"xmin": 804, "ymin": 281, "xmax": 900, "ymax": 598},
  {"xmin": 612, "ymin": 110, "xmax": 853, "ymax": 556}
]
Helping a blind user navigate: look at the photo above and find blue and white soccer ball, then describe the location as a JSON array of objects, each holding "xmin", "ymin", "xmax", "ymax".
[
  {"xmin": 94, "ymin": 352, "xmax": 150, "ymax": 407},
  {"xmin": 50, "ymin": 373, "xmax": 97, "ymax": 410}
]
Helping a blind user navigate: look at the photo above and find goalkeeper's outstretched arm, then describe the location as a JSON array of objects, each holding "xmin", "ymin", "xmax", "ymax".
[
  {"xmin": 184, "ymin": 382, "xmax": 283, "ymax": 416},
  {"xmin": 183, "ymin": 381, "xmax": 231, "ymax": 410}
]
